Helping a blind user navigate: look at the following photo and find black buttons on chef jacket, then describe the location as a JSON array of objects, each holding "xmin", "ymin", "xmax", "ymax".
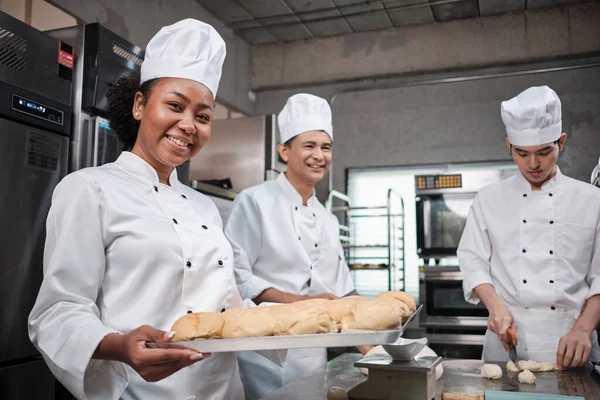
[
  {"xmin": 550, "ymin": 220, "xmax": 554, "ymax": 224},
  {"xmin": 298, "ymin": 236, "xmax": 301, "ymax": 241},
  {"xmin": 186, "ymin": 261, "xmax": 192, "ymax": 268},
  {"xmin": 218, "ymin": 260, "xmax": 223, "ymax": 266},
  {"xmin": 549, "ymin": 193, "xmax": 553, "ymax": 197},
  {"xmin": 310, "ymin": 265, "xmax": 313, "ymax": 270},
  {"xmin": 221, "ymin": 308, "xmax": 226, "ymax": 313},
  {"xmin": 550, "ymin": 250, "xmax": 554, "ymax": 255},
  {"xmin": 181, "ymin": 194, "xmax": 187, "ymax": 199},
  {"xmin": 551, "ymin": 306, "xmax": 556, "ymax": 310},
  {"xmin": 154, "ymin": 185, "xmax": 158, "ymax": 192},
  {"xmin": 314, "ymin": 243, "xmax": 318, "ymax": 248},
  {"xmin": 523, "ymin": 219, "xmax": 527, "ymax": 223},
  {"xmin": 187, "ymin": 310, "xmax": 193, "ymax": 314},
  {"xmin": 202, "ymin": 225, "xmax": 208, "ymax": 230},
  {"xmin": 295, "ymin": 206, "xmax": 298, "ymax": 211},
  {"xmin": 523, "ymin": 279, "xmax": 527, "ymax": 284},
  {"xmin": 312, "ymin": 213, "xmax": 316, "ymax": 217},
  {"xmin": 523, "ymin": 194, "xmax": 527, "ymax": 197},
  {"xmin": 522, "ymin": 249, "xmax": 527, "ymax": 253},
  {"xmin": 550, "ymin": 280, "xmax": 554, "ymax": 283},
  {"xmin": 172, "ymin": 218, "xmax": 178, "ymax": 224}
]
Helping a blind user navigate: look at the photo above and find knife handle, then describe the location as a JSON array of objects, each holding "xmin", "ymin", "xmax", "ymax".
[
  {"xmin": 442, "ymin": 393, "xmax": 484, "ymax": 400},
  {"xmin": 506, "ymin": 327, "xmax": 518, "ymax": 346}
]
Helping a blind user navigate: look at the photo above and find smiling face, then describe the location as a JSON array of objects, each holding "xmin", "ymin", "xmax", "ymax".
[
  {"xmin": 131, "ymin": 77, "xmax": 214, "ymax": 173},
  {"xmin": 278, "ymin": 130, "xmax": 332, "ymax": 186},
  {"xmin": 506, "ymin": 133, "xmax": 567, "ymax": 188}
]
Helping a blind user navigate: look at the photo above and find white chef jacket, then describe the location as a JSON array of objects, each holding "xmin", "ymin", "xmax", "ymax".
[
  {"xmin": 28, "ymin": 152, "xmax": 246, "ymax": 400},
  {"xmin": 224, "ymin": 172, "xmax": 354, "ymax": 399},
  {"xmin": 458, "ymin": 167, "xmax": 600, "ymax": 361}
]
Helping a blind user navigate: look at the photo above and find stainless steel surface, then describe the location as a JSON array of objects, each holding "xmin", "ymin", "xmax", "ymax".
[
  {"xmin": 151, "ymin": 305, "xmax": 423, "ymax": 353},
  {"xmin": 421, "ymin": 316, "xmax": 488, "ymax": 328},
  {"xmin": 261, "ymin": 354, "xmax": 600, "ymax": 400},
  {"xmin": 190, "ymin": 180, "xmax": 237, "ymax": 201},
  {"xmin": 351, "ymin": 355, "xmax": 441, "ymax": 400},
  {"xmin": 188, "ymin": 115, "xmax": 284, "ymax": 193},
  {"xmin": 423, "ymin": 266, "xmax": 464, "ymax": 280},
  {"xmin": 355, "ymin": 354, "xmax": 442, "ymax": 372},
  {"xmin": 148, "ymin": 329, "xmax": 402, "ymax": 353}
]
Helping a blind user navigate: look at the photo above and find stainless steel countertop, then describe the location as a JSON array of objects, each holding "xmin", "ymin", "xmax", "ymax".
[{"xmin": 260, "ymin": 353, "xmax": 600, "ymax": 400}]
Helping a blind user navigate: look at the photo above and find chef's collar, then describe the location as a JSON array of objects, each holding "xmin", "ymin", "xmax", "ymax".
[
  {"xmin": 116, "ymin": 151, "xmax": 179, "ymax": 187},
  {"xmin": 516, "ymin": 165, "xmax": 563, "ymax": 192},
  {"xmin": 276, "ymin": 172, "xmax": 318, "ymax": 207}
]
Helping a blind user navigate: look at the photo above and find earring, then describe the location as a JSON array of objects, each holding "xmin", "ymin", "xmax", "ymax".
[{"xmin": 135, "ymin": 112, "xmax": 140, "ymax": 117}]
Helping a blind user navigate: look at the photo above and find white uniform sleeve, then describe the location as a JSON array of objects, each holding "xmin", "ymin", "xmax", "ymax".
[
  {"xmin": 28, "ymin": 173, "xmax": 128, "ymax": 400},
  {"xmin": 225, "ymin": 191, "xmax": 272, "ymax": 301},
  {"xmin": 587, "ymin": 222, "xmax": 600, "ymax": 298},
  {"xmin": 457, "ymin": 193, "xmax": 494, "ymax": 304}
]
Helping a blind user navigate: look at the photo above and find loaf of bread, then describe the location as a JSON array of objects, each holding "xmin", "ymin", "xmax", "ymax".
[
  {"xmin": 221, "ymin": 307, "xmax": 278, "ymax": 339},
  {"xmin": 340, "ymin": 297, "xmax": 409, "ymax": 332},
  {"xmin": 375, "ymin": 291, "xmax": 417, "ymax": 312},
  {"xmin": 169, "ymin": 291, "xmax": 417, "ymax": 341},
  {"xmin": 171, "ymin": 312, "xmax": 224, "ymax": 341}
]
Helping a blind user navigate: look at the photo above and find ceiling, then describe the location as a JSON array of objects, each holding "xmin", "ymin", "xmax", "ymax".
[{"xmin": 197, "ymin": 0, "xmax": 589, "ymax": 45}]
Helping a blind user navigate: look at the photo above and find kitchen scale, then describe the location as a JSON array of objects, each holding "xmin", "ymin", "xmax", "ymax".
[{"xmin": 348, "ymin": 354, "xmax": 442, "ymax": 400}]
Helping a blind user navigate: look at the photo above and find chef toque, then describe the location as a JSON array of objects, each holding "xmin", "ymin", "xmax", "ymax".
[
  {"xmin": 278, "ymin": 93, "xmax": 333, "ymax": 143},
  {"xmin": 501, "ymin": 86, "xmax": 562, "ymax": 146},
  {"xmin": 141, "ymin": 19, "xmax": 226, "ymax": 98}
]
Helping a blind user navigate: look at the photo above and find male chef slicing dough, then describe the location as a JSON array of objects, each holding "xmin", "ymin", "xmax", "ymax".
[{"xmin": 458, "ymin": 86, "xmax": 600, "ymax": 368}]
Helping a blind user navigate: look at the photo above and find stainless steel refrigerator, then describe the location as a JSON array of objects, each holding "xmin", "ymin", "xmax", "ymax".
[{"xmin": 0, "ymin": 11, "xmax": 72, "ymax": 399}]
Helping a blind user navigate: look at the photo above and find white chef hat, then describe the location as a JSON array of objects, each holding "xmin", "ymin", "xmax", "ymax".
[
  {"xmin": 278, "ymin": 93, "xmax": 333, "ymax": 144},
  {"xmin": 501, "ymin": 86, "xmax": 562, "ymax": 146},
  {"xmin": 141, "ymin": 19, "xmax": 226, "ymax": 98}
]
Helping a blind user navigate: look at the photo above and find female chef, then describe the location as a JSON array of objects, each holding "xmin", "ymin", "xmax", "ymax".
[
  {"xmin": 458, "ymin": 86, "xmax": 600, "ymax": 368},
  {"xmin": 28, "ymin": 19, "xmax": 250, "ymax": 400},
  {"xmin": 224, "ymin": 93, "xmax": 362, "ymax": 399}
]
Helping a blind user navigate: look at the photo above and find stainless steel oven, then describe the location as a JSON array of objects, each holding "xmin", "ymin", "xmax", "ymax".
[{"xmin": 419, "ymin": 266, "xmax": 488, "ymax": 359}]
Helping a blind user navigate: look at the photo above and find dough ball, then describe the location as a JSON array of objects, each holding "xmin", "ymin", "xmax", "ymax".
[
  {"xmin": 481, "ymin": 364, "xmax": 503, "ymax": 379},
  {"xmin": 375, "ymin": 291, "xmax": 417, "ymax": 312},
  {"xmin": 517, "ymin": 360, "xmax": 542, "ymax": 372},
  {"xmin": 538, "ymin": 362, "xmax": 557, "ymax": 372},
  {"xmin": 518, "ymin": 369, "xmax": 536, "ymax": 384},
  {"xmin": 506, "ymin": 360, "xmax": 520, "ymax": 372},
  {"xmin": 326, "ymin": 387, "xmax": 349, "ymax": 400}
]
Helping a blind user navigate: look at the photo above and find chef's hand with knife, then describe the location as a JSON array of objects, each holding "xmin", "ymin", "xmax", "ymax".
[
  {"xmin": 474, "ymin": 283, "xmax": 517, "ymax": 350},
  {"xmin": 93, "ymin": 325, "xmax": 211, "ymax": 382}
]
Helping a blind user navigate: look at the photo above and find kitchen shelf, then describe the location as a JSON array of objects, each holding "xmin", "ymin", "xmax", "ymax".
[{"xmin": 327, "ymin": 188, "xmax": 405, "ymax": 293}]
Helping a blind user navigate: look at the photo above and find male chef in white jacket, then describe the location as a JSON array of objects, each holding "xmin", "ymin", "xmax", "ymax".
[
  {"xmin": 458, "ymin": 86, "xmax": 600, "ymax": 368},
  {"xmin": 225, "ymin": 93, "xmax": 358, "ymax": 399}
]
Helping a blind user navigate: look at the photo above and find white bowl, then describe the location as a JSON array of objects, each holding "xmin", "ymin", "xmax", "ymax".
[{"xmin": 382, "ymin": 337, "xmax": 428, "ymax": 361}]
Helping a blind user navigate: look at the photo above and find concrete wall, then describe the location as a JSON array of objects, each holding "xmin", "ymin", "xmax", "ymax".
[
  {"xmin": 48, "ymin": 0, "xmax": 255, "ymax": 115},
  {"xmin": 1, "ymin": 0, "xmax": 77, "ymax": 29},
  {"xmin": 252, "ymin": 1, "xmax": 600, "ymax": 90},
  {"xmin": 256, "ymin": 63, "xmax": 600, "ymax": 199}
]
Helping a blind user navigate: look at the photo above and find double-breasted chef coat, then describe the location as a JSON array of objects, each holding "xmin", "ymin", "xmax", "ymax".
[{"xmin": 458, "ymin": 167, "xmax": 600, "ymax": 362}]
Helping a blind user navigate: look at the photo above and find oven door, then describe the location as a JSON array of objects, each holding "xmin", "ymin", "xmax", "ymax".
[
  {"xmin": 425, "ymin": 279, "xmax": 488, "ymax": 318},
  {"xmin": 416, "ymin": 192, "xmax": 475, "ymax": 259}
]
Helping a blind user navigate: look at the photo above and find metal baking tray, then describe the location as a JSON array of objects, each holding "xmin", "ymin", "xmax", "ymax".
[{"xmin": 147, "ymin": 305, "xmax": 422, "ymax": 353}]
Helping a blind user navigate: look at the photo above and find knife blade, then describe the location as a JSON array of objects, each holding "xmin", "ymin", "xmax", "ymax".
[{"xmin": 506, "ymin": 327, "xmax": 518, "ymax": 363}]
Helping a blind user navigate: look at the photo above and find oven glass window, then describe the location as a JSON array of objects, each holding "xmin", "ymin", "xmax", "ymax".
[{"xmin": 426, "ymin": 280, "xmax": 488, "ymax": 317}]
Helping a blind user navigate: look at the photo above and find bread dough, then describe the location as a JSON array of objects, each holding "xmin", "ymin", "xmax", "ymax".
[
  {"xmin": 518, "ymin": 369, "xmax": 536, "ymax": 384},
  {"xmin": 506, "ymin": 360, "xmax": 520, "ymax": 372},
  {"xmin": 481, "ymin": 364, "xmax": 503, "ymax": 379},
  {"xmin": 171, "ymin": 312, "xmax": 224, "ymax": 341},
  {"xmin": 272, "ymin": 307, "xmax": 334, "ymax": 335},
  {"xmin": 326, "ymin": 387, "xmax": 349, "ymax": 400},
  {"xmin": 375, "ymin": 291, "xmax": 417, "ymax": 312},
  {"xmin": 361, "ymin": 345, "xmax": 444, "ymax": 380},
  {"xmin": 341, "ymin": 298, "xmax": 407, "ymax": 332},
  {"xmin": 538, "ymin": 362, "xmax": 558, "ymax": 372},
  {"xmin": 221, "ymin": 307, "xmax": 278, "ymax": 338}
]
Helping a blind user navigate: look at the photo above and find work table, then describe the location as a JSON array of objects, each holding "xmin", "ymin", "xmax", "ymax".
[{"xmin": 260, "ymin": 353, "xmax": 600, "ymax": 399}]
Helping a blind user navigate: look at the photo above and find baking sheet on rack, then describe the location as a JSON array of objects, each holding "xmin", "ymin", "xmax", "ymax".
[{"xmin": 147, "ymin": 305, "xmax": 422, "ymax": 353}]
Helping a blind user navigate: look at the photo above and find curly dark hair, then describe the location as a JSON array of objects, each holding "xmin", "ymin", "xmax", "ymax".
[{"xmin": 106, "ymin": 76, "xmax": 161, "ymax": 150}]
